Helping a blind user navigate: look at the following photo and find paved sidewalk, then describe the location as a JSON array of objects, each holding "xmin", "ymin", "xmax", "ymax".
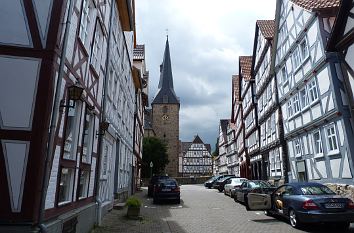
[{"xmin": 91, "ymin": 188, "xmax": 175, "ymax": 233}]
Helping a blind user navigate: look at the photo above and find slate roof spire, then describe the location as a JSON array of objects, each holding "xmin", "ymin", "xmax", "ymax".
[{"xmin": 152, "ymin": 37, "xmax": 179, "ymax": 104}]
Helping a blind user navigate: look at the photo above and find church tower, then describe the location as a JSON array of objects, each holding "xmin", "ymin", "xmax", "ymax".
[{"xmin": 152, "ymin": 38, "xmax": 180, "ymax": 177}]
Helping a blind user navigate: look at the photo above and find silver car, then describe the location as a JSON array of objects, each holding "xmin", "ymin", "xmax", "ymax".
[{"xmin": 224, "ymin": 178, "xmax": 247, "ymax": 197}]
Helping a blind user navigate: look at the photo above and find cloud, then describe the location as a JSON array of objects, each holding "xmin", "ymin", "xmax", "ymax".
[{"xmin": 136, "ymin": 0, "xmax": 276, "ymax": 149}]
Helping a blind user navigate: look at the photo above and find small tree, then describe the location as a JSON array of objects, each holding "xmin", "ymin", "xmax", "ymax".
[{"xmin": 142, "ymin": 137, "xmax": 169, "ymax": 178}]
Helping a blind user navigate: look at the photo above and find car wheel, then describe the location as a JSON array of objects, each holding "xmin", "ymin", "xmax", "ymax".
[
  {"xmin": 224, "ymin": 190, "xmax": 227, "ymax": 195},
  {"xmin": 289, "ymin": 209, "xmax": 301, "ymax": 228},
  {"xmin": 218, "ymin": 188, "xmax": 223, "ymax": 192},
  {"xmin": 234, "ymin": 194, "xmax": 238, "ymax": 203},
  {"xmin": 230, "ymin": 192, "xmax": 234, "ymax": 198}
]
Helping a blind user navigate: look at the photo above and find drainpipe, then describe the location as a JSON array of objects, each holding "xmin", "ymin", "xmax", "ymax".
[
  {"xmin": 94, "ymin": 0, "xmax": 115, "ymax": 226},
  {"xmin": 38, "ymin": 0, "xmax": 74, "ymax": 232}
]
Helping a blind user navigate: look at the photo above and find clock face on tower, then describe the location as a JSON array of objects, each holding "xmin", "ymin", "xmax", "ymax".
[{"xmin": 162, "ymin": 114, "xmax": 169, "ymax": 121}]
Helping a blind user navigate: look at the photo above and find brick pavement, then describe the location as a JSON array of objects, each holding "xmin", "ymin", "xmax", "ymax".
[{"xmin": 91, "ymin": 185, "xmax": 354, "ymax": 233}]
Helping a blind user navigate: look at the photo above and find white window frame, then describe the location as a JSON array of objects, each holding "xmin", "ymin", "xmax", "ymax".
[
  {"xmin": 300, "ymin": 38, "xmax": 309, "ymax": 60},
  {"xmin": 300, "ymin": 87, "xmax": 309, "ymax": 109},
  {"xmin": 58, "ymin": 168, "xmax": 75, "ymax": 205},
  {"xmin": 294, "ymin": 138, "xmax": 302, "ymax": 157},
  {"xmin": 292, "ymin": 46, "xmax": 301, "ymax": 70},
  {"xmin": 308, "ymin": 79, "xmax": 319, "ymax": 103},
  {"xmin": 287, "ymin": 101, "xmax": 293, "ymax": 118},
  {"xmin": 293, "ymin": 94, "xmax": 301, "ymax": 114},
  {"xmin": 312, "ymin": 130, "xmax": 324, "ymax": 158},
  {"xmin": 326, "ymin": 124, "xmax": 339, "ymax": 155},
  {"xmin": 281, "ymin": 66, "xmax": 288, "ymax": 87}
]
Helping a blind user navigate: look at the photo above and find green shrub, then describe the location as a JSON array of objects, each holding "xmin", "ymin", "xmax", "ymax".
[{"xmin": 126, "ymin": 196, "xmax": 142, "ymax": 208}]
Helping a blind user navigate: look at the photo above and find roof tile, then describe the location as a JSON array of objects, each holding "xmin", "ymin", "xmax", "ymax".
[
  {"xmin": 256, "ymin": 20, "xmax": 275, "ymax": 39},
  {"xmin": 239, "ymin": 56, "xmax": 253, "ymax": 81},
  {"xmin": 291, "ymin": 0, "xmax": 340, "ymax": 12}
]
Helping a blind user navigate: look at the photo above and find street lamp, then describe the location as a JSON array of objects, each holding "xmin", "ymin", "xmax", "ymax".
[{"xmin": 150, "ymin": 161, "xmax": 154, "ymax": 178}]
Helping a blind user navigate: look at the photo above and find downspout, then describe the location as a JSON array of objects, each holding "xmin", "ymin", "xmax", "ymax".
[
  {"xmin": 38, "ymin": 0, "xmax": 74, "ymax": 232},
  {"xmin": 95, "ymin": 0, "xmax": 115, "ymax": 226}
]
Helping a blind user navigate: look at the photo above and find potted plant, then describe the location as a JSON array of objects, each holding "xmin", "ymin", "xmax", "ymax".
[{"xmin": 126, "ymin": 196, "xmax": 142, "ymax": 219}]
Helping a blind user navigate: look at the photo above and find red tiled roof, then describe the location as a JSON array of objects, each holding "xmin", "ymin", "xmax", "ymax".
[
  {"xmin": 232, "ymin": 75, "xmax": 240, "ymax": 102},
  {"xmin": 256, "ymin": 20, "xmax": 275, "ymax": 39},
  {"xmin": 291, "ymin": 0, "xmax": 340, "ymax": 12},
  {"xmin": 239, "ymin": 56, "xmax": 253, "ymax": 80},
  {"xmin": 133, "ymin": 44, "xmax": 145, "ymax": 60}
]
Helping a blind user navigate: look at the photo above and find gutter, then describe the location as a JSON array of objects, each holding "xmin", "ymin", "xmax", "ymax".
[{"xmin": 38, "ymin": 0, "xmax": 75, "ymax": 232}]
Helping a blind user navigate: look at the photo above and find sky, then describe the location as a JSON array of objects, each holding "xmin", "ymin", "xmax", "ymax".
[{"xmin": 136, "ymin": 0, "xmax": 276, "ymax": 151}]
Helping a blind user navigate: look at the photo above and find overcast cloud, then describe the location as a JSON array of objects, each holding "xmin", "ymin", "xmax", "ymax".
[{"xmin": 136, "ymin": 0, "xmax": 276, "ymax": 150}]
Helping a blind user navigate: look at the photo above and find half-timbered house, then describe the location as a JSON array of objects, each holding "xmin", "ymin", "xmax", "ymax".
[
  {"xmin": 0, "ymin": 0, "xmax": 136, "ymax": 231},
  {"xmin": 240, "ymin": 57, "xmax": 254, "ymax": 179},
  {"xmin": 230, "ymin": 75, "xmax": 241, "ymax": 177},
  {"xmin": 253, "ymin": 19, "xmax": 287, "ymax": 183},
  {"xmin": 217, "ymin": 119, "xmax": 229, "ymax": 175},
  {"xmin": 328, "ymin": 0, "xmax": 354, "ymax": 126},
  {"xmin": 179, "ymin": 135, "xmax": 212, "ymax": 177},
  {"xmin": 274, "ymin": 0, "xmax": 354, "ymax": 184},
  {"xmin": 132, "ymin": 44, "xmax": 149, "ymax": 192},
  {"xmin": 226, "ymin": 122, "xmax": 238, "ymax": 176}
]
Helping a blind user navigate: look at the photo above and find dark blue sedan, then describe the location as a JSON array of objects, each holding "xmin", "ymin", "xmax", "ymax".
[{"xmin": 246, "ymin": 182, "xmax": 354, "ymax": 229}]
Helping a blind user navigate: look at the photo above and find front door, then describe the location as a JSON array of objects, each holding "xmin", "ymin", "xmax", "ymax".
[{"xmin": 247, "ymin": 193, "xmax": 272, "ymax": 210}]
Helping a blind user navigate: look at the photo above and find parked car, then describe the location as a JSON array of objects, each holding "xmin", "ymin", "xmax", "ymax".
[
  {"xmin": 234, "ymin": 180, "xmax": 276, "ymax": 204},
  {"xmin": 204, "ymin": 176, "xmax": 221, "ymax": 189},
  {"xmin": 204, "ymin": 174, "xmax": 234, "ymax": 189},
  {"xmin": 153, "ymin": 178, "xmax": 180, "ymax": 204},
  {"xmin": 214, "ymin": 176, "xmax": 236, "ymax": 192},
  {"xmin": 212, "ymin": 175, "xmax": 235, "ymax": 189},
  {"xmin": 148, "ymin": 175, "xmax": 169, "ymax": 197},
  {"xmin": 246, "ymin": 182, "xmax": 354, "ymax": 229},
  {"xmin": 224, "ymin": 178, "xmax": 248, "ymax": 197}
]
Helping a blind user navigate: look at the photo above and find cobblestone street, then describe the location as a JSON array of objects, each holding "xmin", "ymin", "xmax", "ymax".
[{"xmin": 92, "ymin": 184, "xmax": 354, "ymax": 233}]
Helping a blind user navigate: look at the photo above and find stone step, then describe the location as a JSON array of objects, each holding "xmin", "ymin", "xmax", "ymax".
[{"xmin": 113, "ymin": 202, "xmax": 126, "ymax": 210}]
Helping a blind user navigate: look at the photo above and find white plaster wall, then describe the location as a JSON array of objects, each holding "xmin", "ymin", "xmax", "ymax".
[
  {"xmin": 45, "ymin": 146, "xmax": 61, "ymax": 209},
  {"xmin": 0, "ymin": 56, "xmax": 41, "ymax": 130},
  {"xmin": 0, "ymin": 0, "xmax": 32, "ymax": 46}
]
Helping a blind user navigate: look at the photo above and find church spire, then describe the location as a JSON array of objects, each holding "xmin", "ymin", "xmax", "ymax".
[{"xmin": 152, "ymin": 37, "xmax": 179, "ymax": 104}]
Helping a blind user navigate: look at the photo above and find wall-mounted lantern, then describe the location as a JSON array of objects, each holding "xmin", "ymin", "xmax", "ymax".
[
  {"xmin": 96, "ymin": 121, "xmax": 110, "ymax": 136},
  {"xmin": 60, "ymin": 83, "xmax": 84, "ymax": 108}
]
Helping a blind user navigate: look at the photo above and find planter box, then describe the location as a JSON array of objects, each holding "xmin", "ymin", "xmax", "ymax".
[{"xmin": 127, "ymin": 206, "xmax": 140, "ymax": 219}]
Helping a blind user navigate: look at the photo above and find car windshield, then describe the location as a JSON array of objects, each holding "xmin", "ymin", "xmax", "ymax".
[
  {"xmin": 249, "ymin": 181, "xmax": 271, "ymax": 188},
  {"xmin": 300, "ymin": 185, "xmax": 335, "ymax": 195},
  {"xmin": 159, "ymin": 180, "xmax": 177, "ymax": 186}
]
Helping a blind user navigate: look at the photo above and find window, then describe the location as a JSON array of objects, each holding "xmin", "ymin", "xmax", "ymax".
[
  {"xmin": 312, "ymin": 131, "xmax": 323, "ymax": 156},
  {"xmin": 63, "ymin": 101, "xmax": 81, "ymax": 160},
  {"xmin": 79, "ymin": 0, "xmax": 91, "ymax": 46},
  {"xmin": 82, "ymin": 108, "xmax": 94, "ymax": 163},
  {"xmin": 308, "ymin": 80, "xmax": 319, "ymax": 103},
  {"xmin": 326, "ymin": 125, "xmax": 339, "ymax": 153},
  {"xmin": 58, "ymin": 168, "xmax": 75, "ymax": 204},
  {"xmin": 287, "ymin": 101, "xmax": 293, "ymax": 117},
  {"xmin": 300, "ymin": 39, "xmax": 309, "ymax": 60},
  {"xmin": 293, "ymin": 94, "xmax": 301, "ymax": 113},
  {"xmin": 292, "ymin": 47, "xmax": 301, "ymax": 69},
  {"xmin": 281, "ymin": 66, "xmax": 288, "ymax": 87},
  {"xmin": 300, "ymin": 87, "xmax": 309, "ymax": 108},
  {"xmin": 78, "ymin": 170, "xmax": 89, "ymax": 199},
  {"xmin": 92, "ymin": 25, "xmax": 103, "ymax": 71},
  {"xmin": 294, "ymin": 138, "xmax": 302, "ymax": 157}
]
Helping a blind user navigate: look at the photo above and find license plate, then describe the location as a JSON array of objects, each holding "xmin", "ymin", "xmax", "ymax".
[
  {"xmin": 325, "ymin": 203, "xmax": 344, "ymax": 208},
  {"xmin": 162, "ymin": 188, "xmax": 171, "ymax": 191}
]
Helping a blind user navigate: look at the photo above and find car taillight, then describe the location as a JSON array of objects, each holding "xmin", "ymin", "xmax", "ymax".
[
  {"xmin": 348, "ymin": 200, "xmax": 354, "ymax": 209},
  {"xmin": 302, "ymin": 200, "xmax": 319, "ymax": 210},
  {"xmin": 174, "ymin": 187, "xmax": 180, "ymax": 192}
]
